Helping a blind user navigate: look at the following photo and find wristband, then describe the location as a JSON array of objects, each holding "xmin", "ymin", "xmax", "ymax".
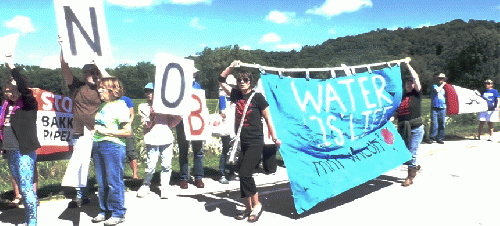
[{"xmin": 218, "ymin": 75, "xmax": 227, "ymax": 83}]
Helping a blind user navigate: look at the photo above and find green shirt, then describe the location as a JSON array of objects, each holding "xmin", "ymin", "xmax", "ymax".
[{"xmin": 93, "ymin": 99, "xmax": 130, "ymax": 146}]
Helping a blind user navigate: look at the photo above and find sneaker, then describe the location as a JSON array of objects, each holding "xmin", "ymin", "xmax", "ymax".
[
  {"xmin": 219, "ymin": 177, "xmax": 229, "ymax": 184},
  {"xmin": 91, "ymin": 213, "xmax": 106, "ymax": 223},
  {"xmin": 104, "ymin": 216, "xmax": 125, "ymax": 226},
  {"xmin": 136, "ymin": 185, "xmax": 150, "ymax": 198},
  {"xmin": 436, "ymin": 140, "xmax": 444, "ymax": 144}
]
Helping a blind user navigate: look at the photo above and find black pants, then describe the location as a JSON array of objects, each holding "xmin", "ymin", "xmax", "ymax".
[
  {"xmin": 262, "ymin": 145, "xmax": 277, "ymax": 174},
  {"xmin": 239, "ymin": 142, "xmax": 263, "ymax": 198}
]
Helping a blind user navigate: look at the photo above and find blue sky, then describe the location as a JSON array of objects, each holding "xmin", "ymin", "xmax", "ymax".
[{"xmin": 1, "ymin": 0, "xmax": 500, "ymax": 68}]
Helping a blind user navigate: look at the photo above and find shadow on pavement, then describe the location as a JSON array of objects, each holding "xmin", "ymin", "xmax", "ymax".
[
  {"xmin": 57, "ymin": 194, "xmax": 100, "ymax": 226},
  {"xmin": 179, "ymin": 174, "xmax": 402, "ymax": 220}
]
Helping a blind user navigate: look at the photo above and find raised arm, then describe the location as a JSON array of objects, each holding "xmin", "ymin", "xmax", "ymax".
[
  {"xmin": 60, "ymin": 48, "xmax": 75, "ymax": 86},
  {"xmin": 219, "ymin": 60, "xmax": 240, "ymax": 96},
  {"xmin": 405, "ymin": 58, "xmax": 421, "ymax": 92}
]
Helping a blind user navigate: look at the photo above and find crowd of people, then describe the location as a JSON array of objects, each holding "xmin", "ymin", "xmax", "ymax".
[{"xmin": 1, "ymin": 55, "xmax": 499, "ymax": 225}]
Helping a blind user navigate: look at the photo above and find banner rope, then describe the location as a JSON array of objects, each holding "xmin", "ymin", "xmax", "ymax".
[{"xmin": 239, "ymin": 58, "xmax": 410, "ymax": 78}]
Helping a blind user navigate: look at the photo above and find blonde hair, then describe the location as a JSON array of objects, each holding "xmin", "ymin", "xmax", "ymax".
[{"xmin": 99, "ymin": 77, "xmax": 123, "ymax": 99}]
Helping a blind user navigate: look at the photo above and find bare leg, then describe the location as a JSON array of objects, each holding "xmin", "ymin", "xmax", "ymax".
[
  {"xmin": 10, "ymin": 175, "xmax": 21, "ymax": 200},
  {"xmin": 478, "ymin": 121, "xmax": 485, "ymax": 139},
  {"xmin": 488, "ymin": 122, "xmax": 495, "ymax": 139},
  {"xmin": 130, "ymin": 159, "xmax": 138, "ymax": 179}
]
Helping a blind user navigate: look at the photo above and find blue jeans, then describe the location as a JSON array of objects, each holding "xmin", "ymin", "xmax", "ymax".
[
  {"xmin": 430, "ymin": 108, "xmax": 446, "ymax": 141},
  {"xmin": 7, "ymin": 150, "xmax": 37, "ymax": 226},
  {"xmin": 143, "ymin": 144, "xmax": 173, "ymax": 187},
  {"xmin": 92, "ymin": 141, "xmax": 126, "ymax": 218},
  {"xmin": 176, "ymin": 122, "xmax": 204, "ymax": 181},
  {"xmin": 406, "ymin": 125, "xmax": 424, "ymax": 168},
  {"xmin": 219, "ymin": 135, "xmax": 235, "ymax": 178}
]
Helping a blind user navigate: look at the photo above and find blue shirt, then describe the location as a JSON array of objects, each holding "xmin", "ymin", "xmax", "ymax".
[
  {"xmin": 431, "ymin": 84, "xmax": 446, "ymax": 109},
  {"xmin": 121, "ymin": 96, "xmax": 134, "ymax": 109},
  {"xmin": 483, "ymin": 89, "xmax": 499, "ymax": 111}
]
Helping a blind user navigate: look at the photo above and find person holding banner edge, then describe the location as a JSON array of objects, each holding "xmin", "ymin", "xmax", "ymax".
[
  {"xmin": 395, "ymin": 59, "xmax": 424, "ymax": 187},
  {"xmin": 477, "ymin": 79, "xmax": 500, "ymax": 141},
  {"xmin": 219, "ymin": 60, "xmax": 281, "ymax": 222},
  {"xmin": 1, "ymin": 58, "xmax": 40, "ymax": 226},
  {"xmin": 428, "ymin": 73, "xmax": 448, "ymax": 144}
]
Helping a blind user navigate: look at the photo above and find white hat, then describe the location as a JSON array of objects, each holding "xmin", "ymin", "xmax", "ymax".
[{"xmin": 437, "ymin": 73, "xmax": 446, "ymax": 78}]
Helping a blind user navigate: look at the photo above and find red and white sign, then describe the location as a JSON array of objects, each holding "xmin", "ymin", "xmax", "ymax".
[
  {"xmin": 33, "ymin": 88, "xmax": 73, "ymax": 158},
  {"xmin": 183, "ymin": 89, "xmax": 211, "ymax": 141}
]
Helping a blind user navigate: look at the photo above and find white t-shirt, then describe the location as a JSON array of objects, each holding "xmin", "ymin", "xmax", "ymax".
[{"xmin": 138, "ymin": 103, "xmax": 174, "ymax": 145}]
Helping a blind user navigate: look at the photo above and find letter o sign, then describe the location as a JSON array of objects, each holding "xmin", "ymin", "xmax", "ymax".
[{"xmin": 161, "ymin": 63, "xmax": 186, "ymax": 108}]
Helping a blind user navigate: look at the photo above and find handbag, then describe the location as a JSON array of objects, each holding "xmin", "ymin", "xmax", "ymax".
[{"xmin": 226, "ymin": 92, "xmax": 256, "ymax": 165}]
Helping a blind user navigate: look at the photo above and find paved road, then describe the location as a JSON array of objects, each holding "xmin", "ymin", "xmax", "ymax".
[{"xmin": 0, "ymin": 138, "xmax": 498, "ymax": 226}]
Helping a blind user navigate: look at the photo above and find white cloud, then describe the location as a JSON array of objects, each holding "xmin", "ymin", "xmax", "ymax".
[
  {"xmin": 241, "ymin": 45, "xmax": 251, "ymax": 50},
  {"xmin": 265, "ymin": 10, "xmax": 295, "ymax": 24},
  {"xmin": 388, "ymin": 26, "xmax": 400, "ymax": 31},
  {"xmin": 120, "ymin": 60, "xmax": 137, "ymax": 65},
  {"xmin": 200, "ymin": 43, "xmax": 207, "ymax": 48},
  {"xmin": 40, "ymin": 55, "xmax": 61, "ymax": 69},
  {"xmin": 189, "ymin": 18, "xmax": 205, "ymax": 30},
  {"xmin": 416, "ymin": 23, "xmax": 433, "ymax": 28},
  {"xmin": 260, "ymin": 33, "xmax": 281, "ymax": 43},
  {"xmin": 306, "ymin": 0, "xmax": 373, "ymax": 18},
  {"xmin": 5, "ymin": 15, "xmax": 35, "ymax": 33},
  {"xmin": 105, "ymin": 0, "xmax": 210, "ymax": 7},
  {"xmin": 328, "ymin": 28, "xmax": 336, "ymax": 34},
  {"xmin": 276, "ymin": 43, "xmax": 301, "ymax": 51}
]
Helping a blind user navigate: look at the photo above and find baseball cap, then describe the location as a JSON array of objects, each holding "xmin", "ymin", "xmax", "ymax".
[
  {"xmin": 82, "ymin": 64, "xmax": 98, "ymax": 72},
  {"xmin": 144, "ymin": 82, "xmax": 154, "ymax": 90}
]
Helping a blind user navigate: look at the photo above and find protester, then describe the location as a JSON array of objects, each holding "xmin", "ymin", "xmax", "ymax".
[
  {"xmin": 217, "ymin": 77, "xmax": 237, "ymax": 184},
  {"xmin": 91, "ymin": 77, "xmax": 130, "ymax": 225},
  {"xmin": 396, "ymin": 61, "xmax": 424, "ymax": 187},
  {"xmin": 1, "ymin": 60, "xmax": 40, "ymax": 226},
  {"xmin": 60, "ymin": 51, "xmax": 102, "ymax": 208},
  {"xmin": 478, "ymin": 79, "xmax": 500, "ymax": 141},
  {"xmin": 137, "ymin": 82, "xmax": 181, "ymax": 198},
  {"xmin": 121, "ymin": 95, "xmax": 139, "ymax": 179},
  {"xmin": 428, "ymin": 73, "xmax": 447, "ymax": 144},
  {"xmin": 175, "ymin": 69, "xmax": 206, "ymax": 189},
  {"xmin": 219, "ymin": 60, "xmax": 281, "ymax": 222}
]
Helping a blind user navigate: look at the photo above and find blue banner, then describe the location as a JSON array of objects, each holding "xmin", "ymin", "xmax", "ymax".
[{"xmin": 260, "ymin": 66, "xmax": 411, "ymax": 214}]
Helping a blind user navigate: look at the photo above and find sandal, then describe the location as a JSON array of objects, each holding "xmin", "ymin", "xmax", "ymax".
[
  {"xmin": 8, "ymin": 196, "xmax": 22, "ymax": 208},
  {"xmin": 248, "ymin": 204, "xmax": 263, "ymax": 222},
  {"xmin": 235, "ymin": 209, "xmax": 251, "ymax": 220}
]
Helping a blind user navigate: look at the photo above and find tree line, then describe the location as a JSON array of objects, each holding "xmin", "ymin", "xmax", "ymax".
[{"xmin": 1, "ymin": 19, "xmax": 499, "ymax": 99}]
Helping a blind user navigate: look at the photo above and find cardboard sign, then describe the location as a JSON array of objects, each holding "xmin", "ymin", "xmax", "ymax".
[
  {"xmin": 54, "ymin": 0, "xmax": 112, "ymax": 67},
  {"xmin": 153, "ymin": 54, "xmax": 195, "ymax": 115},
  {"xmin": 32, "ymin": 88, "xmax": 74, "ymax": 161},
  {"xmin": 183, "ymin": 89, "xmax": 211, "ymax": 141}
]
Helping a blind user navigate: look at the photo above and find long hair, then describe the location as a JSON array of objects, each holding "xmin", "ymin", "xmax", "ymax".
[{"xmin": 99, "ymin": 77, "xmax": 123, "ymax": 100}]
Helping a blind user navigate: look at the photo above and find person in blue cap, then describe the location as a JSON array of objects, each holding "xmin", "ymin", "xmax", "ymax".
[{"xmin": 137, "ymin": 82, "xmax": 181, "ymax": 198}]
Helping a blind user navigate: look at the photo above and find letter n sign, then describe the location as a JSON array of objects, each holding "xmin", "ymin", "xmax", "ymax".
[{"xmin": 54, "ymin": 0, "xmax": 112, "ymax": 67}]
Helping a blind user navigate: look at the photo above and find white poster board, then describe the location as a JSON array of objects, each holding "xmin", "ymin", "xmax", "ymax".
[
  {"xmin": 0, "ymin": 33, "xmax": 19, "ymax": 63},
  {"xmin": 183, "ymin": 89, "xmax": 212, "ymax": 141},
  {"xmin": 54, "ymin": 0, "xmax": 112, "ymax": 67},
  {"xmin": 153, "ymin": 54, "xmax": 194, "ymax": 115}
]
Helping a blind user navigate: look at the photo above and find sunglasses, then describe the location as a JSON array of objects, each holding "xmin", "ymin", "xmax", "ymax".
[
  {"xmin": 485, "ymin": 83, "xmax": 492, "ymax": 85},
  {"xmin": 237, "ymin": 78, "xmax": 250, "ymax": 83}
]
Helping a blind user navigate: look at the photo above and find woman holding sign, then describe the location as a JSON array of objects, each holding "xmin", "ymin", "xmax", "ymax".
[
  {"xmin": 396, "ymin": 60, "xmax": 424, "ymax": 187},
  {"xmin": 0, "ymin": 61, "xmax": 40, "ymax": 226},
  {"xmin": 219, "ymin": 60, "xmax": 281, "ymax": 222},
  {"xmin": 91, "ymin": 77, "xmax": 131, "ymax": 225}
]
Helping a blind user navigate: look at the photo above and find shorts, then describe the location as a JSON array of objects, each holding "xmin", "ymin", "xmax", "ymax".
[
  {"xmin": 479, "ymin": 111, "xmax": 499, "ymax": 122},
  {"xmin": 125, "ymin": 135, "xmax": 137, "ymax": 161}
]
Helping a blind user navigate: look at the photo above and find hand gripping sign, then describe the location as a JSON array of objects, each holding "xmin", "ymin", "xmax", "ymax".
[{"xmin": 54, "ymin": 0, "xmax": 112, "ymax": 67}]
